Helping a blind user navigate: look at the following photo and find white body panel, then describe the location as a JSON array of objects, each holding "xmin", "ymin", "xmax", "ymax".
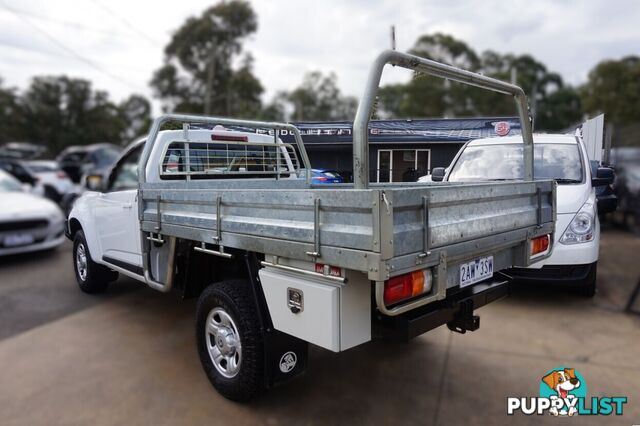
[
  {"xmin": 36, "ymin": 171, "xmax": 75, "ymax": 196},
  {"xmin": 92, "ymin": 189, "xmax": 141, "ymax": 266},
  {"xmin": 0, "ymin": 190, "xmax": 65, "ymax": 256}
]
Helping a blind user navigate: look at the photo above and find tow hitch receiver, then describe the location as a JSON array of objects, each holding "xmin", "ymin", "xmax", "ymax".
[
  {"xmin": 374, "ymin": 279, "xmax": 509, "ymax": 341},
  {"xmin": 447, "ymin": 299, "xmax": 480, "ymax": 334}
]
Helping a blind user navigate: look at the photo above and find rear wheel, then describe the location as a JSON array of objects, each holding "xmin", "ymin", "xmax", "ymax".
[
  {"xmin": 196, "ymin": 280, "xmax": 264, "ymax": 401},
  {"xmin": 73, "ymin": 230, "xmax": 118, "ymax": 294}
]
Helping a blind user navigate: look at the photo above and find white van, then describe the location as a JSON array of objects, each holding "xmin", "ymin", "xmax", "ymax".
[{"xmin": 428, "ymin": 134, "xmax": 615, "ymax": 296}]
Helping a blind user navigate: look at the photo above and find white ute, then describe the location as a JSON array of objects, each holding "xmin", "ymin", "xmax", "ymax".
[{"xmin": 66, "ymin": 50, "xmax": 557, "ymax": 401}]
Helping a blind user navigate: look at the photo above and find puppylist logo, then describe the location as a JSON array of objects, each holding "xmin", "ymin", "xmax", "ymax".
[{"xmin": 507, "ymin": 367, "xmax": 627, "ymax": 417}]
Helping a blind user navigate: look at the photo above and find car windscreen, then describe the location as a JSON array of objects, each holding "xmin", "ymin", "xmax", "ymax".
[
  {"xmin": 0, "ymin": 174, "xmax": 23, "ymax": 192},
  {"xmin": 448, "ymin": 143, "xmax": 583, "ymax": 183},
  {"xmin": 94, "ymin": 148, "xmax": 120, "ymax": 166},
  {"xmin": 60, "ymin": 152, "xmax": 88, "ymax": 163}
]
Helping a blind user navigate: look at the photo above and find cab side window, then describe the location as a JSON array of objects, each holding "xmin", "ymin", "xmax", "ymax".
[{"xmin": 110, "ymin": 145, "xmax": 143, "ymax": 191}]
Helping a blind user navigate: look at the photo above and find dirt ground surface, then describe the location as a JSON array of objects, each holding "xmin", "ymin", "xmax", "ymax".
[{"xmin": 0, "ymin": 230, "xmax": 639, "ymax": 425}]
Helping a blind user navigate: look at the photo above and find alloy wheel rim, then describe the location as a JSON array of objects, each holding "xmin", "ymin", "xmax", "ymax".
[
  {"xmin": 205, "ymin": 307, "xmax": 242, "ymax": 378},
  {"xmin": 76, "ymin": 243, "xmax": 88, "ymax": 281}
]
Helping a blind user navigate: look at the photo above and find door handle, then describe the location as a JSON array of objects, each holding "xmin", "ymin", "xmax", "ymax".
[{"xmin": 122, "ymin": 203, "xmax": 133, "ymax": 209}]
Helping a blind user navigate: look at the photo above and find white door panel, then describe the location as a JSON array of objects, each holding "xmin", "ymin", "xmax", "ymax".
[{"xmin": 94, "ymin": 189, "xmax": 141, "ymax": 266}]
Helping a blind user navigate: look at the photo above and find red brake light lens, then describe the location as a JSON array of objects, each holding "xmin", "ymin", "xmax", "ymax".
[{"xmin": 383, "ymin": 269, "xmax": 433, "ymax": 306}]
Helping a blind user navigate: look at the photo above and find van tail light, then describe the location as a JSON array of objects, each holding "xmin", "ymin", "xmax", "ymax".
[
  {"xmin": 383, "ymin": 269, "xmax": 433, "ymax": 305},
  {"xmin": 531, "ymin": 234, "xmax": 550, "ymax": 256}
]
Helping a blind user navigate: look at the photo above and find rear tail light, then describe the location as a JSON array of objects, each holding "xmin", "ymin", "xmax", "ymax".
[
  {"xmin": 313, "ymin": 176, "xmax": 327, "ymax": 182},
  {"xmin": 531, "ymin": 234, "xmax": 550, "ymax": 256},
  {"xmin": 383, "ymin": 269, "xmax": 433, "ymax": 305}
]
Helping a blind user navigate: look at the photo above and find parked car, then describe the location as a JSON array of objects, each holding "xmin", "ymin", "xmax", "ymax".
[
  {"xmin": 0, "ymin": 142, "xmax": 48, "ymax": 160},
  {"xmin": 56, "ymin": 143, "xmax": 121, "ymax": 183},
  {"xmin": 311, "ymin": 169, "xmax": 344, "ymax": 184},
  {"xmin": 610, "ymin": 147, "xmax": 640, "ymax": 233},
  {"xmin": 429, "ymin": 134, "xmax": 616, "ymax": 296},
  {"xmin": 616, "ymin": 164, "xmax": 640, "ymax": 233},
  {"xmin": 26, "ymin": 160, "xmax": 76, "ymax": 203},
  {"xmin": 0, "ymin": 157, "xmax": 45, "ymax": 197},
  {"xmin": 0, "ymin": 170, "xmax": 65, "ymax": 256}
]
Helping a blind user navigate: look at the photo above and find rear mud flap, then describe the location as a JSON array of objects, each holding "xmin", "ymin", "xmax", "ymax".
[{"xmin": 264, "ymin": 330, "xmax": 308, "ymax": 388}]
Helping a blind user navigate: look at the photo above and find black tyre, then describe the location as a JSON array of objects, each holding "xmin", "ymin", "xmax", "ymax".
[
  {"xmin": 578, "ymin": 262, "xmax": 597, "ymax": 298},
  {"xmin": 73, "ymin": 230, "xmax": 118, "ymax": 294},
  {"xmin": 196, "ymin": 280, "xmax": 265, "ymax": 402}
]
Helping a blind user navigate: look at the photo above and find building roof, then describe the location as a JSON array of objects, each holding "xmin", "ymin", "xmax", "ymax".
[
  {"xmin": 277, "ymin": 117, "xmax": 523, "ymax": 145},
  {"xmin": 467, "ymin": 134, "xmax": 577, "ymax": 146}
]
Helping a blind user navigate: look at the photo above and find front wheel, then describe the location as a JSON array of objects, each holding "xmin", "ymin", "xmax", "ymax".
[
  {"xmin": 73, "ymin": 230, "xmax": 118, "ymax": 294},
  {"xmin": 196, "ymin": 280, "xmax": 265, "ymax": 401}
]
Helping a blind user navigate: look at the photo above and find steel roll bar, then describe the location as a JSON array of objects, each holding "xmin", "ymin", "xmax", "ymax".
[
  {"xmin": 353, "ymin": 50, "xmax": 534, "ymax": 189},
  {"xmin": 136, "ymin": 113, "xmax": 313, "ymax": 291}
]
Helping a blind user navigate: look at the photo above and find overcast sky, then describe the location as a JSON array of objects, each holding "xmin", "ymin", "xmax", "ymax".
[{"xmin": 0, "ymin": 0, "xmax": 638, "ymax": 113}]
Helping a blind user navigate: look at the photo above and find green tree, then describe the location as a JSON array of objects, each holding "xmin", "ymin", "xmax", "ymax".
[
  {"xmin": 150, "ymin": 0, "xmax": 263, "ymax": 117},
  {"xmin": 118, "ymin": 94, "xmax": 152, "ymax": 141},
  {"xmin": 581, "ymin": 56, "xmax": 640, "ymax": 126},
  {"xmin": 378, "ymin": 33, "xmax": 582, "ymax": 131},
  {"xmin": 282, "ymin": 71, "xmax": 357, "ymax": 121},
  {"xmin": 0, "ymin": 79, "xmax": 24, "ymax": 143},
  {"xmin": 19, "ymin": 76, "xmax": 149, "ymax": 153}
]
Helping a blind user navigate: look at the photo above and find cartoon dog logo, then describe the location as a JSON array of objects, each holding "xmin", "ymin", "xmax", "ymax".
[{"xmin": 542, "ymin": 368, "xmax": 581, "ymax": 416}]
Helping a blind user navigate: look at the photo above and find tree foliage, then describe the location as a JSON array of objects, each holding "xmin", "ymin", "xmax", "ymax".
[
  {"xmin": 0, "ymin": 76, "xmax": 150, "ymax": 151},
  {"xmin": 378, "ymin": 33, "xmax": 582, "ymax": 131},
  {"xmin": 0, "ymin": 79, "xmax": 24, "ymax": 143},
  {"xmin": 150, "ymin": 0, "xmax": 263, "ymax": 117},
  {"xmin": 581, "ymin": 56, "xmax": 640, "ymax": 126},
  {"xmin": 265, "ymin": 71, "xmax": 357, "ymax": 121}
]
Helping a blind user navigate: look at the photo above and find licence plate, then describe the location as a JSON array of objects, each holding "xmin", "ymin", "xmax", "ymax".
[
  {"xmin": 459, "ymin": 256, "xmax": 493, "ymax": 288},
  {"xmin": 4, "ymin": 233, "xmax": 35, "ymax": 247}
]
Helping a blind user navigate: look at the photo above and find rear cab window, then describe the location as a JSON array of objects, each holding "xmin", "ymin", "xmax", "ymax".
[{"xmin": 160, "ymin": 140, "xmax": 297, "ymax": 179}]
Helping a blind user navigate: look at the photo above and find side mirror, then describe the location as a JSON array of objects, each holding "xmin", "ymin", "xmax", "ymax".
[
  {"xmin": 592, "ymin": 167, "xmax": 614, "ymax": 187},
  {"xmin": 432, "ymin": 167, "xmax": 446, "ymax": 182},
  {"xmin": 85, "ymin": 174, "xmax": 105, "ymax": 191}
]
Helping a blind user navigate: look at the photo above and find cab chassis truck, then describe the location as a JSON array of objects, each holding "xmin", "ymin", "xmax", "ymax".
[{"xmin": 67, "ymin": 50, "xmax": 556, "ymax": 401}]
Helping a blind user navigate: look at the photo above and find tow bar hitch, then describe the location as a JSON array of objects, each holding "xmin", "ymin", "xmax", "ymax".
[{"xmin": 447, "ymin": 299, "xmax": 480, "ymax": 334}]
